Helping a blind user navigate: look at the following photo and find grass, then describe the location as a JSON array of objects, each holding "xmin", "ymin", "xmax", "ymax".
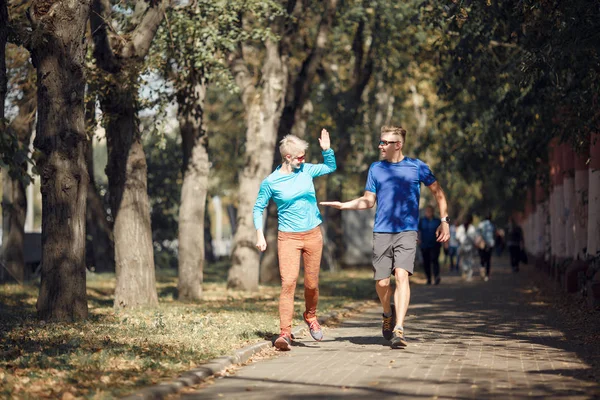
[{"xmin": 0, "ymin": 261, "xmax": 380, "ymax": 399}]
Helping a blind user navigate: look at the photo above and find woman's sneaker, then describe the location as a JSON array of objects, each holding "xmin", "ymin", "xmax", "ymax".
[
  {"xmin": 274, "ymin": 333, "xmax": 292, "ymax": 351},
  {"xmin": 303, "ymin": 312, "xmax": 324, "ymax": 341}
]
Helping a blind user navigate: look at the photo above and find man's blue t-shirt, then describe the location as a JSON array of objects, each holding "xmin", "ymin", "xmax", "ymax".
[
  {"xmin": 253, "ymin": 149, "xmax": 336, "ymax": 232},
  {"xmin": 365, "ymin": 158, "xmax": 436, "ymax": 233},
  {"xmin": 419, "ymin": 217, "xmax": 441, "ymax": 249}
]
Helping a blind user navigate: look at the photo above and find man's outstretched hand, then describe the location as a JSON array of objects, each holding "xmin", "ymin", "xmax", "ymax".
[{"xmin": 320, "ymin": 201, "xmax": 343, "ymax": 209}]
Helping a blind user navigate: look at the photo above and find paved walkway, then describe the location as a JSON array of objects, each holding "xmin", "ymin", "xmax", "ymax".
[{"xmin": 177, "ymin": 258, "xmax": 599, "ymax": 399}]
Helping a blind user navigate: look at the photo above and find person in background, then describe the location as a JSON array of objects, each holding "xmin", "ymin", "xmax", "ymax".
[
  {"xmin": 418, "ymin": 205, "xmax": 442, "ymax": 285},
  {"xmin": 494, "ymin": 228, "xmax": 505, "ymax": 257},
  {"xmin": 506, "ymin": 217, "xmax": 524, "ymax": 273},
  {"xmin": 446, "ymin": 219, "xmax": 459, "ymax": 272},
  {"xmin": 456, "ymin": 214, "xmax": 479, "ymax": 282},
  {"xmin": 254, "ymin": 129, "xmax": 336, "ymax": 351},
  {"xmin": 477, "ymin": 212, "xmax": 495, "ymax": 281}
]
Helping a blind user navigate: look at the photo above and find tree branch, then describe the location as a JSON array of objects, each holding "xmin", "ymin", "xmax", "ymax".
[{"xmin": 91, "ymin": 0, "xmax": 170, "ymax": 73}]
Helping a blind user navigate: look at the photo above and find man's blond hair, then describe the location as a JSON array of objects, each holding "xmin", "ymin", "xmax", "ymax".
[
  {"xmin": 381, "ymin": 125, "xmax": 407, "ymax": 143},
  {"xmin": 279, "ymin": 134, "xmax": 308, "ymax": 158}
]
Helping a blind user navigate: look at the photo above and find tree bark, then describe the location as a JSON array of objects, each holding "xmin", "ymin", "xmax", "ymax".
[
  {"xmin": 259, "ymin": 202, "xmax": 280, "ymax": 283},
  {"xmin": 0, "ymin": 0, "xmax": 13, "ymax": 283},
  {"xmin": 1, "ymin": 82, "xmax": 35, "ymax": 283},
  {"xmin": 227, "ymin": 39, "xmax": 288, "ymax": 291},
  {"xmin": 85, "ymin": 93, "xmax": 114, "ymax": 273},
  {"xmin": 29, "ymin": 0, "xmax": 91, "ymax": 321},
  {"xmin": 99, "ymin": 75, "xmax": 158, "ymax": 307},
  {"xmin": 90, "ymin": 0, "xmax": 170, "ymax": 307},
  {"xmin": 1, "ymin": 170, "xmax": 26, "ymax": 283},
  {"xmin": 177, "ymin": 77, "xmax": 209, "ymax": 301}
]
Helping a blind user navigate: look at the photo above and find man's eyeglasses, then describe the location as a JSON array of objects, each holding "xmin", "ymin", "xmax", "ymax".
[
  {"xmin": 379, "ymin": 140, "xmax": 399, "ymax": 146},
  {"xmin": 294, "ymin": 154, "xmax": 306, "ymax": 162}
]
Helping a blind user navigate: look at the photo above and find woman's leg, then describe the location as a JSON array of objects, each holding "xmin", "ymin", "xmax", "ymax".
[
  {"xmin": 302, "ymin": 228, "xmax": 323, "ymax": 319},
  {"xmin": 277, "ymin": 233, "xmax": 302, "ymax": 336}
]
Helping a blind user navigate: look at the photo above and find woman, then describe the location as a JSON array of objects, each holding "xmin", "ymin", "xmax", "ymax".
[
  {"xmin": 254, "ymin": 129, "xmax": 336, "ymax": 351},
  {"xmin": 456, "ymin": 214, "xmax": 479, "ymax": 282}
]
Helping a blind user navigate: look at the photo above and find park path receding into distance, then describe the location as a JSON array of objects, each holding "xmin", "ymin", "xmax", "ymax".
[{"xmin": 178, "ymin": 258, "xmax": 599, "ymax": 399}]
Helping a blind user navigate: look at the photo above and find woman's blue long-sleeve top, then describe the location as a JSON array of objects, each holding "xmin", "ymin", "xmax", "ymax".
[{"xmin": 253, "ymin": 149, "xmax": 336, "ymax": 232}]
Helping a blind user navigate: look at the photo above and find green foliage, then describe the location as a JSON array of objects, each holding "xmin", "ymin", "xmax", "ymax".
[
  {"xmin": 149, "ymin": 0, "xmax": 284, "ymax": 93},
  {"xmin": 0, "ymin": 128, "xmax": 31, "ymax": 186},
  {"xmin": 426, "ymin": 0, "xmax": 600, "ymax": 220}
]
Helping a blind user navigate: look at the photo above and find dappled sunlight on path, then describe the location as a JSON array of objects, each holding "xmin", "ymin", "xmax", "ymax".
[{"xmin": 176, "ymin": 256, "xmax": 599, "ymax": 399}]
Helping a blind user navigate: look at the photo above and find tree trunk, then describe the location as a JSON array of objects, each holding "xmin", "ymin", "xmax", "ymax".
[
  {"xmin": 177, "ymin": 78, "xmax": 209, "ymax": 301},
  {"xmin": 1, "ymin": 170, "xmax": 26, "ymax": 283},
  {"xmin": 204, "ymin": 204, "xmax": 215, "ymax": 262},
  {"xmin": 85, "ymin": 94, "xmax": 114, "ymax": 273},
  {"xmin": 227, "ymin": 39, "xmax": 288, "ymax": 291},
  {"xmin": 258, "ymin": 0, "xmax": 338, "ymax": 280},
  {"xmin": 29, "ymin": 0, "xmax": 90, "ymax": 321},
  {"xmin": 100, "ymin": 75, "xmax": 158, "ymax": 308},
  {"xmin": 325, "ymin": 17, "xmax": 375, "ymax": 269},
  {"xmin": 90, "ymin": 0, "xmax": 169, "ymax": 307},
  {"xmin": 0, "ymin": 82, "xmax": 35, "ymax": 283},
  {"xmin": 259, "ymin": 202, "xmax": 280, "ymax": 283},
  {"xmin": 0, "ymin": 0, "xmax": 19, "ymax": 284},
  {"xmin": 409, "ymin": 84, "xmax": 427, "ymax": 136}
]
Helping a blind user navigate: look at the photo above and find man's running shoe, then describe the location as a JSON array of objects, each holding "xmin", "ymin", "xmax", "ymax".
[
  {"xmin": 382, "ymin": 307, "xmax": 396, "ymax": 341},
  {"xmin": 390, "ymin": 329, "xmax": 408, "ymax": 349},
  {"xmin": 274, "ymin": 333, "xmax": 292, "ymax": 351},
  {"xmin": 303, "ymin": 312, "xmax": 324, "ymax": 341}
]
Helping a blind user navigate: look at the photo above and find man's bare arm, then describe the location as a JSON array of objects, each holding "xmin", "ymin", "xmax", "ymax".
[
  {"xmin": 427, "ymin": 181, "xmax": 450, "ymax": 242},
  {"xmin": 320, "ymin": 191, "xmax": 376, "ymax": 210}
]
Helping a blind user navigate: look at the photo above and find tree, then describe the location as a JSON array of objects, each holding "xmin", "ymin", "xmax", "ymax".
[
  {"xmin": 84, "ymin": 86, "xmax": 114, "ymax": 273},
  {"xmin": 90, "ymin": 0, "xmax": 170, "ymax": 307},
  {"xmin": 227, "ymin": 0, "xmax": 289, "ymax": 291},
  {"xmin": 28, "ymin": 0, "xmax": 91, "ymax": 320},
  {"xmin": 430, "ymin": 0, "xmax": 599, "ymax": 216},
  {"xmin": 0, "ymin": 2, "xmax": 36, "ymax": 284},
  {"xmin": 259, "ymin": 0, "xmax": 339, "ymax": 283},
  {"xmin": 1, "ymin": 50, "xmax": 35, "ymax": 283}
]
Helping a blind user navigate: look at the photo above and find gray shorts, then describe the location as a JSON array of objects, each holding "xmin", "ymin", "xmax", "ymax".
[{"xmin": 372, "ymin": 231, "xmax": 418, "ymax": 280}]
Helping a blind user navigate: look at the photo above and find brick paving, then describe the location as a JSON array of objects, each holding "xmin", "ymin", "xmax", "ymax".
[{"xmin": 178, "ymin": 258, "xmax": 599, "ymax": 399}]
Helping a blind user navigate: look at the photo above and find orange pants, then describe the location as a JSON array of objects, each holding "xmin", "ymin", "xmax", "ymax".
[{"xmin": 277, "ymin": 226, "xmax": 323, "ymax": 335}]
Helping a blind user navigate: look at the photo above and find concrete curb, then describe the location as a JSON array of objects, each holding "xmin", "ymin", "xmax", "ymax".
[{"xmin": 122, "ymin": 300, "xmax": 372, "ymax": 399}]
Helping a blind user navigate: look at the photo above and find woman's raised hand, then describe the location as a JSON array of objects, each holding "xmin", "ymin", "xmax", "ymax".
[{"xmin": 319, "ymin": 129, "xmax": 330, "ymax": 151}]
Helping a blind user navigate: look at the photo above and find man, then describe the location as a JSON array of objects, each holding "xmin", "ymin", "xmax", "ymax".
[
  {"xmin": 477, "ymin": 212, "xmax": 495, "ymax": 281},
  {"xmin": 321, "ymin": 125, "xmax": 449, "ymax": 349},
  {"xmin": 418, "ymin": 205, "xmax": 442, "ymax": 285}
]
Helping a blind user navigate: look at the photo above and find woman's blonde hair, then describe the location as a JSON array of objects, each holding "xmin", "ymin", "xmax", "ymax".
[{"xmin": 279, "ymin": 134, "xmax": 308, "ymax": 159}]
